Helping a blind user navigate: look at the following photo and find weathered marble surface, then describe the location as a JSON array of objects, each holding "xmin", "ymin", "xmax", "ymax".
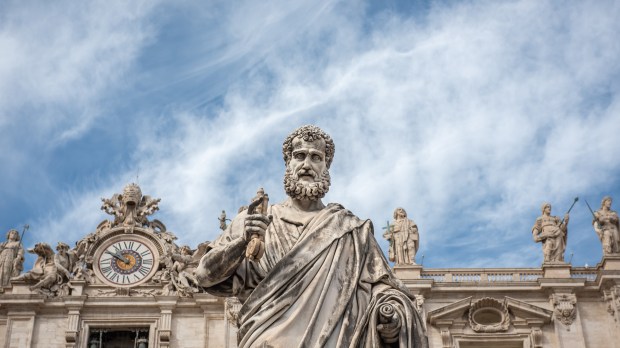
[
  {"xmin": 593, "ymin": 196, "xmax": 620, "ymax": 255},
  {"xmin": 196, "ymin": 125, "xmax": 428, "ymax": 347},
  {"xmin": 384, "ymin": 207, "xmax": 419, "ymax": 265},
  {"xmin": 0, "ymin": 229, "xmax": 24, "ymax": 288},
  {"xmin": 533, "ymin": 202, "xmax": 569, "ymax": 263}
]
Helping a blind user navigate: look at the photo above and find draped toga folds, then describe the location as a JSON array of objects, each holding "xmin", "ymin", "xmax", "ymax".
[{"xmin": 200, "ymin": 202, "xmax": 428, "ymax": 348}]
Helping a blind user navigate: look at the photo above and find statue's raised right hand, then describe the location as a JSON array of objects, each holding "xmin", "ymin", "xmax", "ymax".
[{"xmin": 244, "ymin": 214, "xmax": 271, "ymax": 242}]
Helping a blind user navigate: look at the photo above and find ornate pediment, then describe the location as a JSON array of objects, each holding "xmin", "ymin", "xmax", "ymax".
[{"xmin": 429, "ymin": 296, "xmax": 553, "ymax": 348}]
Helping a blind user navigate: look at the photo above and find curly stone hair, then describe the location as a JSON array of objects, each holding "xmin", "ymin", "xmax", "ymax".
[{"xmin": 282, "ymin": 125, "xmax": 335, "ymax": 168}]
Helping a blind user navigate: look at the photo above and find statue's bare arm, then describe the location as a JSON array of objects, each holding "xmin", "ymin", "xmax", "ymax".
[{"xmin": 196, "ymin": 213, "xmax": 270, "ymax": 288}]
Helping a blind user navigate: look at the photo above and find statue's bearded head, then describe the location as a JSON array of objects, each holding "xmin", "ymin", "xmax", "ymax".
[{"xmin": 282, "ymin": 125, "xmax": 335, "ymax": 201}]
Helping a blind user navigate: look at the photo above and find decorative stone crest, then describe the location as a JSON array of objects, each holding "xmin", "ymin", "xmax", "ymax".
[
  {"xmin": 468, "ymin": 297, "xmax": 510, "ymax": 332},
  {"xmin": 551, "ymin": 293, "xmax": 577, "ymax": 327},
  {"xmin": 100, "ymin": 183, "xmax": 162, "ymax": 231},
  {"xmin": 603, "ymin": 285, "xmax": 620, "ymax": 323}
]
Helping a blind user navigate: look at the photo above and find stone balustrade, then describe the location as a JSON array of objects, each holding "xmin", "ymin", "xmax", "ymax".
[{"xmin": 419, "ymin": 267, "xmax": 598, "ymax": 283}]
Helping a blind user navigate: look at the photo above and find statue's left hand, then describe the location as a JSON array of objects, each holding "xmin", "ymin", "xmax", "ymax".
[{"xmin": 377, "ymin": 303, "xmax": 400, "ymax": 344}]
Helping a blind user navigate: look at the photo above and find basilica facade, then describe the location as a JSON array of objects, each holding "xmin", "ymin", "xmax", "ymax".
[{"xmin": 0, "ymin": 184, "xmax": 619, "ymax": 348}]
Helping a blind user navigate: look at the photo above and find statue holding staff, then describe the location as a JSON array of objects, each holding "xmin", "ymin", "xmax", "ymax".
[
  {"xmin": 532, "ymin": 199, "xmax": 576, "ymax": 263},
  {"xmin": 0, "ymin": 228, "xmax": 25, "ymax": 288},
  {"xmin": 384, "ymin": 207, "xmax": 419, "ymax": 265}
]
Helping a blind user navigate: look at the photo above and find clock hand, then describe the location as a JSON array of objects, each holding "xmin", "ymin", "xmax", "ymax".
[{"xmin": 105, "ymin": 251, "xmax": 130, "ymax": 264}]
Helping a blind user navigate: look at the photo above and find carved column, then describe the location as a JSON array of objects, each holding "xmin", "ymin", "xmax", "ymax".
[
  {"xmin": 530, "ymin": 326, "xmax": 543, "ymax": 348},
  {"xmin": 550, "ymin": 292, "xmax": 586, "ymax": 348},
  {"xmin": 224, "ymin": 297, "xmax": 241, "ymax": 348},
  {"xmin": 63, "ymin": 297, "xmax": 86, "ymax": 348},
  {"xmin": 159, "ymin": 308, "xmax": 172, "ymax": 348},
  {"xmin": 156, "ymin": 297, "xmax": 177, "ymax": 348},
  {"xmin": 603, "ymin": 285, "xmax": 620, "ymax": 326},
  {"xmin": 435, "ymin": 320, "xmax": 453, "ymax": 348}
]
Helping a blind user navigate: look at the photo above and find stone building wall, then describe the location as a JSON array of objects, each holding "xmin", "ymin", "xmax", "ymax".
[{"xmin": 1, "ymin": 257, "xmax": 619, "ymax": 347}]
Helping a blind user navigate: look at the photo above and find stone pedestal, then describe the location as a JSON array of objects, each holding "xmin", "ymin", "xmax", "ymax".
[
  {"xmin": 7, "ymin": 280, "xmax": 32, "ymax": 295},
  {"xmin": 542, "ymin": 263, "xmax": 571, "ymax": 279},
  {"xmin": 393, "ymin": 264, "xmax": 422, "ymax": 279},
  {"xmin": 601, "ymin": 255, "xmax": 620, "ymax": 271},
  {"xmin": 68, "ymin": 280, "xmax": 86, "ymax": 296}
]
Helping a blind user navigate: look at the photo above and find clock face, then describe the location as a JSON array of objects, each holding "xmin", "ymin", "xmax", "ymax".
[{"xmin": 94, "ymin": 236, "xmax": 159, "ymax": 287}]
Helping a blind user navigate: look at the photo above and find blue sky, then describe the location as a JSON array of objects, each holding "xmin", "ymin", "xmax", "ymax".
[{"xmin": 1, "ymin": 0, "xmax": 620, "ymax": 271}]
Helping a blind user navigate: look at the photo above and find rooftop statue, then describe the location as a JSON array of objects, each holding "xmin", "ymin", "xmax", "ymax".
[
  {"xmin": 532, "ymin": 202, "xmax": 570, "ymax": 263},
  {"xmin": 384, "ymin": 207, "xmax": 419, "ymax": 265},
  {"xmin": 12, "ymin": 242, "xmax": 72, "ymax": 297},
  {"xmin": 161, "ymin": 243, "xmax": 209, "ymax": 297},
  {"xmin": 0, "ymin": 229, "xmax": 25, "ymax": 288},
  {"xmin": 591, "ymin": 196, "xmax": 620, "ymax": 255},
  {"xmin": 196, "ymin": 125, "xmax": 428, "ymax": 347}
]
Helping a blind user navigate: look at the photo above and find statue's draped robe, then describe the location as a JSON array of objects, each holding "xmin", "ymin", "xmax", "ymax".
[
  {"xmin": 202, "ymin": 203, "xmax": 427, "ymax": 348},
  {"xmin": 392, "ymin": 218, "xmax": 418, "ymax": 265},
  {"xmin": 594, "ymin": 209, "xmax": 620, "ymax": 254},
  {"xmin": 533, "ymin": 215, "xmax": 567, "ymax": 262},
  {"xmin": 0, "ymin": 241, "xmax": 23, "ymax": 287}
]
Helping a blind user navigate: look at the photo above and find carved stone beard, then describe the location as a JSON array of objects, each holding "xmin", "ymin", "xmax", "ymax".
[{"xmin": 283, "ymin": 167, "xmax": 331, "ymax": 201}]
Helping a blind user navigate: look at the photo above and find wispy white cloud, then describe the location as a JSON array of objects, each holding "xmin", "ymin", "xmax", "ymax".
[
  {"xmin": 17, "ymin": 0, "xmax": 620, "ymax": 270},
  {"xmin": 0, "ymin": 0, "xmax": 160, "ymax": 175}
]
